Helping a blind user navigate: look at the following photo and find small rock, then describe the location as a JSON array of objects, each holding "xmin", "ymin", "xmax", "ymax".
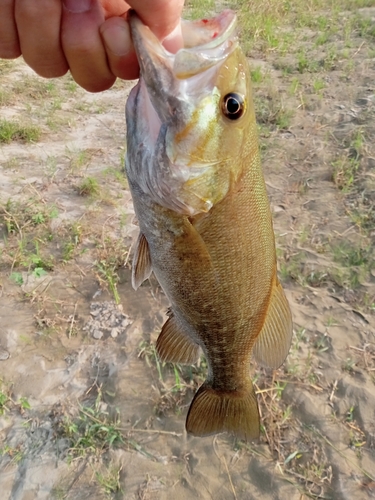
[
  {"xmin": 356, "ymin": 97, "xmax": 369, "ymax": 106},
  {"xmin": 111, "ymin": 328, "xmax": 119, "ymax": 338},
  {"xmin": 0, "ymin": 348, "xmax": 10, "ymax": 360},
  {"xmin": 93, "ymin": 329, "xmax": 103, "ymax": 340}
]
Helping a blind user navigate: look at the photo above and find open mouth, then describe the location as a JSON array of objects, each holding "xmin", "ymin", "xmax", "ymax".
[{"xmin": 129, "ymin": 10, "xmax": 239, "ymax": 80}]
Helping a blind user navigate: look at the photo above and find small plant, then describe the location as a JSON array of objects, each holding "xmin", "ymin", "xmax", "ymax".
[
  {"xmin": 95, "ymin": 464, "xmax": 123, "ymax": 498},
  {"xmin": 10, "ymin": 272, "xmax": 24, "ymax": 285},
  {"xmin": 78, "ymin": 177, "xmax": 100, "ymax": 197},
  {"xmin": 312, "ymin": 78, "xmax": 325, "ymax": 94},
  {"xmin": 297, "ymin": 51, "xmax": 309, "ymax": 73},
  {"xmin": 346, "ymin": 405, "xmax": 355, "ymax": 422},
  {"xmin": 0, "ymin": 445, "xmax": 24, "ymax": 464},
  {"xmin": 251, "ymin": 66, "xmax": 263, "ymax": 83},
  {"xmin": 0, "ymin": 390, "xmax": 10, "ymax": 415},
  {"xmin": 96, "ymin": 261, "xmax": 121, "ymax": 304},
  {"xmin": 0, "ymin": 119, "xmax": 41, "ymax": 143},
  {"xmin": 94, "ymin": 235, "xmax": 129, "ymax": 303},
  {"xmin": 342, "ymin": 358, "xmax": 356, "ymax": 373},
  {"xmin": 60, "ymin": 390, "xmax": 123, "ymax": 460},
  {"xmin": 332, "ymin": 156, "xmax": 359, "ymax": 192}
]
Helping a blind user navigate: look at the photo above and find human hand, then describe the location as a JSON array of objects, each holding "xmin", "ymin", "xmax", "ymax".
[{"xmin": 0, "ymin": 0, "xmax": 184, "ymax": 92}]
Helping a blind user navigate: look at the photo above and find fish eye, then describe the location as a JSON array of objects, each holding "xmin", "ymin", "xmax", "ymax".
[{"xmin": 221, "ymin": 93, "xmax": 245, "ymax": 120}]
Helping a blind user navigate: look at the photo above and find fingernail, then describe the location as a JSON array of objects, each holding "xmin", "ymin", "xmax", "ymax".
[
  {"xmin": 163, "ymin": 23, "xmax": 183, "ymax": 54},
  {"xmin": 63, "ymin": 0, "xmax": 92, "ymax": 13},
  {"xmin": 101, "ymin": 20, "xmax": 131, "ymax": 57}
]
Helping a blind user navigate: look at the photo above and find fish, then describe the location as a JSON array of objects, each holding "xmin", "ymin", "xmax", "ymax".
[{"xmin": 125, "ymin": 9, "xmax": 293, "ymax": 440}]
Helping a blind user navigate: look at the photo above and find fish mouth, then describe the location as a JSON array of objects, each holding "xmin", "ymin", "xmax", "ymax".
[{"xmin": 128, "ymin": 10, "xmax": 238, "ymax": 121}]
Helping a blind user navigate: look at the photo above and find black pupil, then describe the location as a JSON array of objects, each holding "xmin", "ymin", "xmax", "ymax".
[
  {"xmin": 222, "ymin": 93, "xmax": 244, "ymax": 120},
  {"xmin": 226, "ymin": 97, "xmax": 240, "ymax": 114}
]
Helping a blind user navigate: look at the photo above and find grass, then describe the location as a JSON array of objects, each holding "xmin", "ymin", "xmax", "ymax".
[
  {"xmin": 255, "ymin": 90, "xmax": 294, "ymax": 131},
  {"xmin": 0, "ymin": 388, "xmax": 10, "ymax": 415},
  {"xmin": 0, "ymin": 119, "xmax": 41, "ymax": 143},
  {"xmin": 94, "ymin": 234, "xmax": 129, "ymax": 304},
  {"xmin": 1, "ymin": 199, "xmax": 58, "ymax": 235},
  {"xmin": 12, "ymin": 76, "xmax": 58, "ymax": 100},
  {"xmin": 94, "ymin": 464, "xmax": 123, "ymax": 498},
  {"xmin": 0, "ymin": 380, "xmax": 31, "ymax": 417},
  {"xmin": 78, "ymin": 176, "xmax": 100, "ymax": 197},
  {"xmin": 278, "ymin": 237, "xmax": 374, "ymax": 292},
  {"xmin": 185, "ymin": 0, "xmax": 216, "ymax": 19},
  {"xmin": 60, "ymin": 393, "xmax": 124, "ymax": 460}
]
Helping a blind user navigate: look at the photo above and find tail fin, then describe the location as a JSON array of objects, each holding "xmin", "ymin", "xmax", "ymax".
[{"xmin": 186, "ymin": 382, "xmax": 260, "ymax": 441}]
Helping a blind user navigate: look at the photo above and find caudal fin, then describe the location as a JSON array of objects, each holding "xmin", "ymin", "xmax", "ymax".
[{"xmin": 186, "ymin": 382, "xmax": 260, "ymax": 440}]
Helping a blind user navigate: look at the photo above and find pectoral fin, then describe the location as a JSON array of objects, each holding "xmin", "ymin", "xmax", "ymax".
[
  {"xmin": 156, "ymin": 311, "xmax": 200, "ymax": 364},
  {"xmin": 253, "ymin": 279, "xmax": 293, "ymax": 369},
  {"xmin": 131, "ymin": 233, "xmax": 152, "ymax": 290}
]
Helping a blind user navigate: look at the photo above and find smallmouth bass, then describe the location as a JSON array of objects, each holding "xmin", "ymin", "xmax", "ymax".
[{"xmin": 125, "ymin": 10, "xmax": 293, "ymax": 440}]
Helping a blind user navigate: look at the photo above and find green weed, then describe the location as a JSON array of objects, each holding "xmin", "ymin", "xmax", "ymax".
[
  {"xmin": 0, "ymin": 119, "xmax": 41, "ymax": 143},
  {"xmin": 12, "ymin": 77, "xmax": 58, "ymax": 100},
  {"xmin": 95, "ymin": 464, "xmax": 123, "ymax": 498},
  {"xmin": 0, "ymin": 390, "xmax": 10, "ymax": 415},
  {"xmin": 0, "ymin": 445, "xmax": 24, "ymax": 464},
  {"xmin": 0, "ymin": 89, "xmax": 12, "ymax": 107},
  {"xmin": 342, "ymin": 357, "xmax": 356, "ymax": 373},
  {"xmin": 251, "ymin": 66, "xmax": 264, "ymax": 83},
  {"xmin": 312, "ymin": 78, "xmax": 325, "ymax": 94},
  {"xmin": 60, "ymin": 390, "xmax": 123, "ymax": 460},
  {"xmin": 10, "ymin": 272, "xmax": 24, "ymax": 286},
  {"xmin": 95, "ymin": 236, "xmax": 129, "ymax": 304},
  {"xmin": 185, "ymin": 0, "xmax": 215, "ymax": 20},
  {"xmin": 332, "ymin": 156, "xmax": 359, "ymax": 192},
  {"xmin": 255, "ymin": 93, "xmax": 293, "ymax": 130},
  {"xmin": 78, "ymin": 177, "xmax": 100, "ymax": 197}
]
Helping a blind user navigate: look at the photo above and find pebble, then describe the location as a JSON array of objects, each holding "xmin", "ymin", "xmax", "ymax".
[
  {"xmin": 0, "ymin": 348, "xmax": 10, "ymax": 360},
  {"xmin": 111, "ymin": 328, "xmax": 119, "ymax": 338},
  {"xmin": 93, "ymin": 329, "xmax": 103, "ymax": 340}
]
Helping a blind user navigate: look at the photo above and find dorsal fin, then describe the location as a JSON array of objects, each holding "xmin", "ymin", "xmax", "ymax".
[
  {"xmin": 156, "ymin": 311, "xmax": 200, "ymax": 364},
  {"xmin": 253, "ymin": 278, "xmax": 293, "ymax": 369},
  {"xmin": 131, "ymin": 233, "xmax": 152, "ymax": 290}
]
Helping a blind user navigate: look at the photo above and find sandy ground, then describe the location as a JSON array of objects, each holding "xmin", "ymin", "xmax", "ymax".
[{"xmin": 0, "ymin": 4, "xmax": 375, "ymax": 500}]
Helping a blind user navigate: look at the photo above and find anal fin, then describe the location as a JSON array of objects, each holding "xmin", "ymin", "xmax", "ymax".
[
  {"xmin": 186, "ymin": 381, "xmax": 260, "ymax": 441},
  {"xmin": 132, "ymin": 232, "xmax": 152, "ymax": 290},
  {"xmin": 156, "ymin": 312, "xmax": 200, "ymax": 365},
  {"xmin": 253, "ymin": 278, "xmax": 293, "ymax": 369}
]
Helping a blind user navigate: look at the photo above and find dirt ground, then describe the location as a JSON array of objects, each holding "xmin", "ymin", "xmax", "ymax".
[{"xmin": 0, "ymin": 3, "xmax": 375, "ymax": 499}]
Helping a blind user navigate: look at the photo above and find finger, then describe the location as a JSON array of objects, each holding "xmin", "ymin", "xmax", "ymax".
[
  {"xmin": 100, "ymin": 17, "xmax": 139, "ymax": 80},
  {"xmin": 127, "ymin": 0, "xmax": 184, "ymax": 40},
  {"xmin": 0, "ymin": 0, "xmax": 21, "ymax": 59},
  {"xmin": 14, "ymin": 0, "xmax": 68, "ymax": 77},
  {"xmin": 101, "ymin": 0, "xmax": 130, "ymax": 18},
  {"xmin": 62, "ymin": 0, "xmax": 115, "ymax": 92}
]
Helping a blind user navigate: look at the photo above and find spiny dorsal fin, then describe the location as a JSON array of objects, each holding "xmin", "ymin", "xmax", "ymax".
[
  {"xmin": 156, "ymin": 312, "xmax": 200, "ymax": 364},
  {"xmin": 186, "ymin": 381, "xmax": 260, "ymax": 441},
  {"xmin": 131, "ymin": 233, "xmax": 152, "ymax": 290},
  {"xmin": 253, "ymin": 278, "xmax": 293, "ymax": 369}
]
